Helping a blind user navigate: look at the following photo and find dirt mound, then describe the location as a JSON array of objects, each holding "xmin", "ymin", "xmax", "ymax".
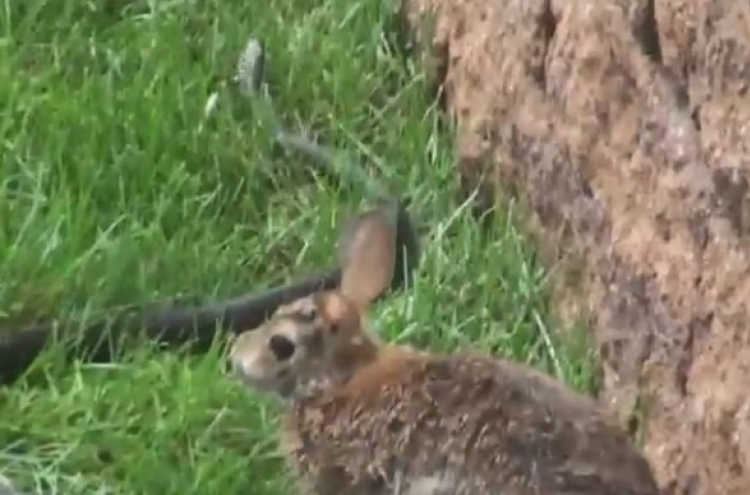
[{"xmin": 402, "ymin": 0, "xmax": 750, "ymax": 493}]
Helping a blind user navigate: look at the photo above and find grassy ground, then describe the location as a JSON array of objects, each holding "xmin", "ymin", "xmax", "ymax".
[{"xmin": 0, "ymin": 0, "xmax": 596, "ymax": 493}]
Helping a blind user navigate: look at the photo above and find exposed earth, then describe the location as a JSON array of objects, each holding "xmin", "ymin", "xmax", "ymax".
[{"xmin": 402, "ymin": 1, "xmax": 750, "ymax": 494}]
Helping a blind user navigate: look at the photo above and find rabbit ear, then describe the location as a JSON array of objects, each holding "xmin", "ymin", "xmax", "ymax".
[{"xmin": 336, "ymin": 205, "xmax": 398, "ymax": 310}]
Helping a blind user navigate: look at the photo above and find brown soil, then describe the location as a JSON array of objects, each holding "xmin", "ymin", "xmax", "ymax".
[{"xmin": 401, "ymin": 1, "xmax": 750, "ymax": 494}]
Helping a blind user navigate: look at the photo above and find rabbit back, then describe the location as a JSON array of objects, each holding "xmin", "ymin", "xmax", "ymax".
[{"xmin": 281, "ymin": 350, "xmax": 660, "ymax": 495}]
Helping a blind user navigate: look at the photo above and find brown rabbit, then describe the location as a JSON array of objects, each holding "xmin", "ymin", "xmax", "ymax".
[{"xmin": 228, "ymin": 207, "xmax": 660, "ymax": 495}]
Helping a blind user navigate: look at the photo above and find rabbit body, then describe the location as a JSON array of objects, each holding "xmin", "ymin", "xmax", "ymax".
[
  {"xmin": 279, "ymin": 347, "xmax": 659, "ymax": 495},
  {"xmin": 228, "ymin": 206, "xmax": 660, "ymax": 495}
]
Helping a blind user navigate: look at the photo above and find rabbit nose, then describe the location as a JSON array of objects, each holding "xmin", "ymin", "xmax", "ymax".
[
  {"xmin": 228, "ymin": 345, "xmax": 256, "ymax": 380},
  {"xmin": 230, "ymin": 353, "xmax": 253, "ymax": 379},
  {"xmin": 225, "ymin": 352, "xmax": 246, "ymax": 377},
  {"xmin": 228, "ymin": 335, "xmax": 255, "ymax": 377},
  {"xmin": 231, "ymin": 357, "xmax": 246, "ymax": 377}
]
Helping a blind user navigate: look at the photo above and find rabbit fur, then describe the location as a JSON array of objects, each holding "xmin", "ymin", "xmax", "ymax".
[{"xmin": 228, "ymin": 206, "xmax": 660, "ymax": 495}]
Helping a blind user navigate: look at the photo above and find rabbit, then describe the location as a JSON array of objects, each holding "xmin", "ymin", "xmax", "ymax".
[{"xmin": 228, "ymin": 206, "xmax": 661, "ymax": 495}]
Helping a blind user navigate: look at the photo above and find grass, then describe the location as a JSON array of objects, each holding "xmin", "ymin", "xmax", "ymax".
[{"xmin": 0, "ymin": 0, "xmax": 597, "ymax": 493}]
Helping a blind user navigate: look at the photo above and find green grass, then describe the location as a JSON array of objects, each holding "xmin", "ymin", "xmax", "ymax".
[{"xmin": 0, "ymin": 0, "xmax": 597, "ymax": 493}]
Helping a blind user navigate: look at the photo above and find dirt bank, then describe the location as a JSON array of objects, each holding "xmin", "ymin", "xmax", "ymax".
[{"xmin": 402, "ymin": 1, "xmax": 750, "ymax": 493}]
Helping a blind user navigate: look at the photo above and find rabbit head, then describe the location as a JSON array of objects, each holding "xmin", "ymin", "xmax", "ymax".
[{"xmin": 228, "ymin": 207, "xmax": 398, "ymax": 400}]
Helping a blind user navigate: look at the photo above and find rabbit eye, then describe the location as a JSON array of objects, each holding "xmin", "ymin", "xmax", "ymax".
[{"xmin": 269, "ymin": 334, "xmax": 296, "ymax": 361}]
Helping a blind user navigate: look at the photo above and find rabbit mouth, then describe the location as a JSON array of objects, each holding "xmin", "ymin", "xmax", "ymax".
[{"xmin": 235, "ymin": 369, "xmax": 296, "ymax": 399}]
